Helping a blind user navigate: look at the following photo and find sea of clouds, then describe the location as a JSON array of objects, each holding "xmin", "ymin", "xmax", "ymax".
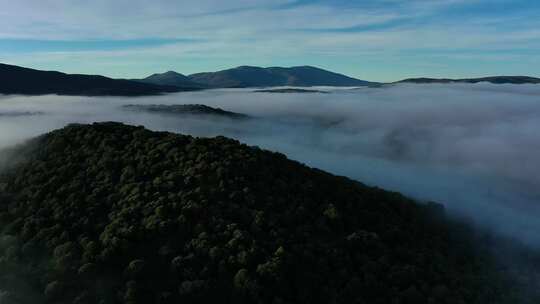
[{"xmin": 1, "ymin": 83, "xmax": 539, "ymax": 247}]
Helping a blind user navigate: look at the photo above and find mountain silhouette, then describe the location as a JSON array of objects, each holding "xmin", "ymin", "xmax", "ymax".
[{"xmin": 0, "ymin": 63, "xmax": 192, "ymax": 96}]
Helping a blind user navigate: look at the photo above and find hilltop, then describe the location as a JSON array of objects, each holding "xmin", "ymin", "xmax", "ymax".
[{"xmin": 0, "ymin": 122, "xmax": 536, "ymax": 303}]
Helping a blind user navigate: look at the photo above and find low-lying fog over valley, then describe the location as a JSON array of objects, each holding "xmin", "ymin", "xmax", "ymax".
[{"xmin": 1, "ymin": 83, "xmax": 540, "ymax": 247}]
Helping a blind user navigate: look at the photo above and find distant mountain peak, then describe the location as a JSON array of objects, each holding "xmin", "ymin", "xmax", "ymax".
[
  {"xmin": 137, "ymin": 70, "xmax": 204, "ymax": 89},
  {"xmin": 146, "ymin": 70, "xmax": 187, "ymax": 78},
  {"xmin": 235, "ymin": 65, "xmax": 263, "ymax": 69},
  {"xmin": 186, "ymin": 65, "xmax": 374, "ymax": 88},
  {"xmin": 161, "ymin": 70, "xmax": 185, "ymax": 76}
]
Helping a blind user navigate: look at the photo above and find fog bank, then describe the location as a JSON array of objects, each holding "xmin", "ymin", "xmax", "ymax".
[{"xmin": 1, "ymin": 83, "xmax": 540, "ymax": 247}]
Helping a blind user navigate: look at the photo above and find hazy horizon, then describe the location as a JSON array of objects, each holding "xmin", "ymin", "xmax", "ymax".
[{"xmin": 4, "ymin": 61, "xmax": 540, "ymax": 84}]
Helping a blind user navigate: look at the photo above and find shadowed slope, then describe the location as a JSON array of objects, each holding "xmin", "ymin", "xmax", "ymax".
[
  {"xmin": 0, "ymin": 63, "xmax": 189, "ymax": 96},
  {"xmin": 0, "ymin": 122, "xmax": 535, "ymax": 304}
]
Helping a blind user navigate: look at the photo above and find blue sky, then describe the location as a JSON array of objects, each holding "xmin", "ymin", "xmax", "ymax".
[{"xmin": 0, "ymin": 0, "xmax": 538, "ymax": 81}]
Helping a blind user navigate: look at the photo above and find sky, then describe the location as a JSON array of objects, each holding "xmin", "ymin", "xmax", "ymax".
[{"xmin": 0, "ymin": 0, "xmax": 539, "ymax": 82}]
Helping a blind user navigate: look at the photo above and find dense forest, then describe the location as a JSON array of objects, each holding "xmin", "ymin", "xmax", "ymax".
[{"xmin": 0, "ymin": 122, "xmax": 538, "ymax": 303}]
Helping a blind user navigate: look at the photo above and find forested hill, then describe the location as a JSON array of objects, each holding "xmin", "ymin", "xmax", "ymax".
[{"xmin": 0, "ymin": 122, "xmax": 536, "ymax": 303}]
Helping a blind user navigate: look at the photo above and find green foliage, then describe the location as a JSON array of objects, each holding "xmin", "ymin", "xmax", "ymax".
[{"xmin": 0, "ymin": 122, "xmax": 537, "ymax": 304}]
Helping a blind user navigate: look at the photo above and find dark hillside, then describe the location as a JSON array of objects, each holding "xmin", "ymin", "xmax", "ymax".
[
  {"xmin": 187, "ymin": 66, "xmax": 373, "ymax": 88},
  {"xmin": 0, "ymin": 63, "xmax": 187, "ymax": 96},
  {"xmin": 0, "ymin": 123, "xmax": 536, "ymax": 303}
]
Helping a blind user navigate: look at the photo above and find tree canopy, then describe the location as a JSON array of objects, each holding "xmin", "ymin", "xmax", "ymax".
[{"xmin": 0, "ymin": 122, "xmax": 537, "ymax": 303}]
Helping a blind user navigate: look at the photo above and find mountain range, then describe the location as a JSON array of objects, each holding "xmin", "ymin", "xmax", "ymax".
[
  {"xmin": 1, "ymin": 63, "xmax": 539, "ymax": 97},
  {"xmin": 135, "ymin": 65, "xmax": 374, "ymax": 88},
  {"xmin": 139, "ymin": 67, "xmax": 540, "ymax": 88}
]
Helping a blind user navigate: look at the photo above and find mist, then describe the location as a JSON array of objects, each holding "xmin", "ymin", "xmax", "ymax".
[{"xmin": 1, "ymin": 83, "xmax": 540, "ymax": 248}]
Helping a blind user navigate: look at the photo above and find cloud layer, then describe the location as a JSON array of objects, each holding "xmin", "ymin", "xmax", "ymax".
[{"xmin": 1, "ymin": 84, "xmax": 540, "ymax": 247}]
